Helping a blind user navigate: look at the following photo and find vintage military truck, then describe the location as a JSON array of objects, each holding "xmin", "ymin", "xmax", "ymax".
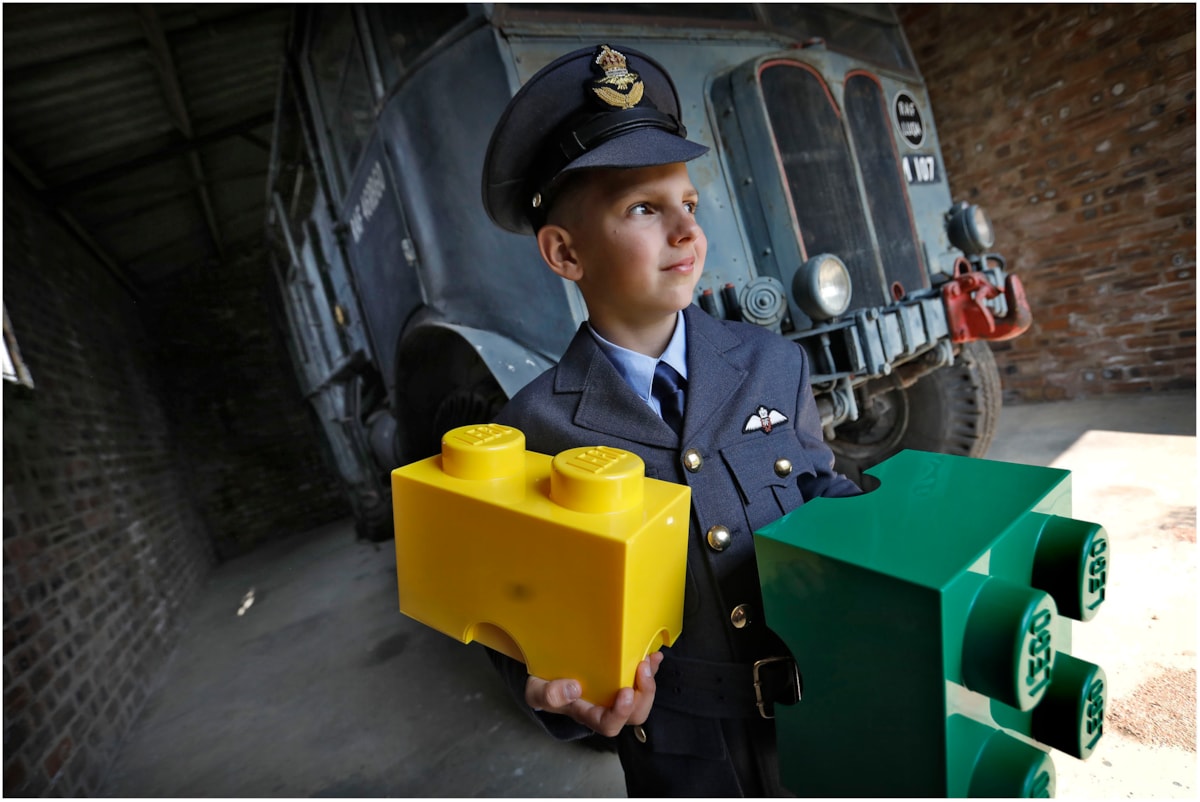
[{"xmin": 265, "ymin": 4, "xmax": 1030, "ymax": 540}]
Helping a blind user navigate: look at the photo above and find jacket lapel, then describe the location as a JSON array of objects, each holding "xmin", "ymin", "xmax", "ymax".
[
  {"xmin": 679, "ymin": 305, "xmax": 748, "ymax": 442},
  {"xmin": 553, "ymin": 308, "xmax": 749, "ymax": 449},
  {"xmin": 554, "ymin": 325, "xmax": 679, "ymax": 449}
]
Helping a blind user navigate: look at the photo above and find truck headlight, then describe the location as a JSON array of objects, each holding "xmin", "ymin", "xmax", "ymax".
[
  {"xmin": 793, "ymin": 254, "xmax": 852, "ymax": 321},
  {"xmin": 947, "ymin": 202, "xmax": 995, "ymax": 255}
]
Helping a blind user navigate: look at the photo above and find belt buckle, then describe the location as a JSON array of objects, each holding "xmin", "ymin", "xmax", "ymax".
[{"xmin": 753, "ymin": 656, "xmax": 801, "ymax": 720}]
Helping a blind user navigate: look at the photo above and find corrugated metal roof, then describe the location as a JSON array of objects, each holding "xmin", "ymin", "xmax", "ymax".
[{"xmin": 3, "ymin": 3, "xmax": 293, "ymax": 290}]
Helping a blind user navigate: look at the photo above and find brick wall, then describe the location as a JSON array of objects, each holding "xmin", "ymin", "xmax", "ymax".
[
  {"xmin": 900, "ymin": 3, "xmax": 1196, "ymax": 402},
  {"xmin": 3, "ymin": 181, "xmax": 215, "ymax": 795},
  {"xmin": 142, "ymin": 251, "xmax": 350, "ymax": 560},
  {"xmin": 2, "ymin": 175, "xmax": 348, "ymax": 795}
]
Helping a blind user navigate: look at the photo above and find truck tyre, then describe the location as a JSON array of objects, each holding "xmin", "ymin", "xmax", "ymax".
[
  {"xmin": 301, "ymin": 400, "xmax": 394, "ymax": 543},
  {"xmin": 829, "ymin": 341, "xmax": 1002, "ymax": 485},
  {"xmin": 354, "ymin": 493, "xmax": 395, "ymax": 543},
  {"xmin": 428, "ymin": 379, "xmax": 508, "ymax": 455}
]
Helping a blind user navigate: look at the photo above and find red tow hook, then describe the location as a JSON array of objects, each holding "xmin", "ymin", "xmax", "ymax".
[
  {"xmin": 942, "ymin": 259, "xmax": 1033, "ymax": 343},
  {"xmin": 992, "ymin": 273, "xmax": 1032, "ymax": 340}
]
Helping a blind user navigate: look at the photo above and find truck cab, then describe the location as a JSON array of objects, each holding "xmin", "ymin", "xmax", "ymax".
[{"xmin": 265, "ymin": 4, "xmax": 1029, "ymax": 539}]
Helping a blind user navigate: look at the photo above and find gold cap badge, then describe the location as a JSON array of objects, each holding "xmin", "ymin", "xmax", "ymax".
[{"xmin": 590, "ymin": 45, "xmax": 645, "ymax": 110}]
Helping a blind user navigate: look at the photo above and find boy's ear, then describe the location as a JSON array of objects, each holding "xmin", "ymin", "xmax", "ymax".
[{"xmin": 536, "ymin": 224, "xmax": 583, "ymax": 282}]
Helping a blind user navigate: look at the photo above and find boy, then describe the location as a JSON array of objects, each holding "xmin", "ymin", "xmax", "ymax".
[{"xmin": 480, "ymin": 44, "xmax": 860, "ymax": 796}]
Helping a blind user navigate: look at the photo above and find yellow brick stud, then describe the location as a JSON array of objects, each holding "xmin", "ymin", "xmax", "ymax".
[{"xmin": 551, "ymin": 446, "xmax": 644, "ymax": 514}]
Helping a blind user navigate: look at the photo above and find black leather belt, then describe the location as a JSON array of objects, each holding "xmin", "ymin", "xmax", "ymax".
[{"xmin": 653, "ymin": 652, "xmax": 803, "ymax": 719}]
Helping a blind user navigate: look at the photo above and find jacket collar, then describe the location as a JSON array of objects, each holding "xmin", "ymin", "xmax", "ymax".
[{"xmin": 553, "ymin": 305, "xmax": 748, "ymax": 448}]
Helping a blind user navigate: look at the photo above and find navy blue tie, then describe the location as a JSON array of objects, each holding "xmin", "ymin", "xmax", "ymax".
[{"xmin": 652, "ymin": 361, "xmax": 687, "ymax": 436}]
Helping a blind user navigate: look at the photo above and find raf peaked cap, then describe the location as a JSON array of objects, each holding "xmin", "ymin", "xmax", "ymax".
[{"xmin": 482, "ymin": 43, "xmax": 709, "ymax": 235}]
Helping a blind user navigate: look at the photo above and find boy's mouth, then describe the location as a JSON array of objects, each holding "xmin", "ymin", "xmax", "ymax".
[{"xmin": 663, "ymin": 257, "xmax": 695, "ymax": 273}]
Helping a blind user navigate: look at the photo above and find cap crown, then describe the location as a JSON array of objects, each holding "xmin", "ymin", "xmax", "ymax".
[{"xmin": 482, "ymin": 44, "xmax": 708, "ymax": 234}]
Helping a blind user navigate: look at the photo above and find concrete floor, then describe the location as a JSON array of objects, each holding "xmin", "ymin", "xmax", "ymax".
[{"xmin": 100, "ymin": 392, "xmax": 1197, "ymax": 797}]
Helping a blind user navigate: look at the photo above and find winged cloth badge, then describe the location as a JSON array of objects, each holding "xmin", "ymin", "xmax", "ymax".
[
  {"xmin": 589, "ymin": 45, "xmax": 645, "ymax": 109},
  {"xmin": 743, "ymin": 406, "xmax": 788, "ymax": 434}
]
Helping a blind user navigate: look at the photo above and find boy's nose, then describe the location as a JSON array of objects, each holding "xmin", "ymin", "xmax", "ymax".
[{"xmin": 668, "ymin": 210, "xmax": 702, "ymax": 244}]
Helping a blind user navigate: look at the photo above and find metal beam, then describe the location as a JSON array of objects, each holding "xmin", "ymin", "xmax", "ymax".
[
  {"xmin": 85, "ymin": 166, "xmax": 268, "ymax": 229},
  {"xmin": 135, "ymin": 3, "xmax": 224, "ymax": 261},
  {"xmin": 125, "ymin": 228, "xmax": 267, "ymax": 287},
  {"xmin": 4, "ymin": 145, "xmax": 144, "ymax": 301},
  {"xmin": 239, "ymin": 130, "xmax": 274, "ymax": 154},
  {"xmin": 46, "ymin": 110, "xmax": 275, "ymax": 199},
  {"xmin": 4, "ymin": 4, "xmax": 288, "ymax": 79}
]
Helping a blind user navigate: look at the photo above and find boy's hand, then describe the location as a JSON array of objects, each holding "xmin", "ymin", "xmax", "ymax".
[{"xmin": 524, "ymin": 651, "xmax": 664, "ymax": 737}]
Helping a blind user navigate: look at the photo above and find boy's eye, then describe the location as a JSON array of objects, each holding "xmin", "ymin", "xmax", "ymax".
[{"xmin": 626, "ymin": 198, "xmax": 698, "ymax": 215}]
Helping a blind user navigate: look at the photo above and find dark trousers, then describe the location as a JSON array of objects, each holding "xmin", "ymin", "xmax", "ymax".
[{"xmin": 616, "ymin": 713, "xmax": 785, "ymax": 797}]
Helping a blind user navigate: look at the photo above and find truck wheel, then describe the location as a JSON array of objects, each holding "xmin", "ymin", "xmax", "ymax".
[
  {"xmin": 425, "ymin": 379, "xmax": 508, "ymax": 457},
  {"xmin": 302, "ymin": 400, "xmax": 395, "ymax": 543},
  {"xmin": 408, "ymin": 379, "xmax": 506, "ymax": 461},
  {"xmin": 829, "ymin": 341, "xmax": 1002, "ymax": 485},
  {"xmin": 354, "ymin": 493, "xmax": 395, "ymax": 543}
]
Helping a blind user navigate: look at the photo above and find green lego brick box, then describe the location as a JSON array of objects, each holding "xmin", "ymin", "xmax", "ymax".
[{"xmin": 755, "ymin": 450, "xmax": 1108, "ymax": 798}]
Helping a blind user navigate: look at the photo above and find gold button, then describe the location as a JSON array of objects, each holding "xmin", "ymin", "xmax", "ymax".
[
  {"xmin": 774, "ymin": 458, "xmax": 793, "ymax": 478},
  {"xmin": 683, "ymin": 449, "xmax": 703, "ymax": 472},
  {"xmin": 706, "ymin": 525, "xmax": 731, "ymax": 552},
  {"xmin": 730, "ymin": 604, "xmax": 751, "ymax": 629},
  {"xmin": 633, "ymin": 724, "xmax": 647, "ymax": 743}
]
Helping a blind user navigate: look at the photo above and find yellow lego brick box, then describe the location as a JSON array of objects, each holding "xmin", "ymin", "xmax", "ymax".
[{"xmin": 392, "ymin": 424, "xmax": 692, "ymax": 707}]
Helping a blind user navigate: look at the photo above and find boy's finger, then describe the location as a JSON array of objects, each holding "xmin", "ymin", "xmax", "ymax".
[
  {"xmin": 628, "ymin": 658, "xmax": 659, "ymax": 726},
  {"xmin": 526, "ymin": 676, "xmax": 582, "ymax": 712},
  {"xmin": 531, "ymin": 660, "xmax": 661, "ymax": 734},
  {"xmin": 541, "ymin": 678, "xmax": 582, "ymax": 710},
  {"xmin": 581, "ymin": 687, "xmax": 635, "ymax": 737}
]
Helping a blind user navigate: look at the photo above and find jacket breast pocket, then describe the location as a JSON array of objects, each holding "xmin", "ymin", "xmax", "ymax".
[{"xmin": 720, "ymin": 434, "xmax": 816, "ymax": 532}]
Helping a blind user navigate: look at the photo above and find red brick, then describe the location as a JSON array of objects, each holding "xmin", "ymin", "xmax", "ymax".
[
  {"xmin": 1124, "ymin": 333, "xmax": 1176, "ymax": 349},
  {"xmin": 42, "ymin": 737, "xmax": 72, "ymax": 780},
  {"xmin": 1145, "ymin": 282, "xmax": 1198, "ymax": 301},
  {"xmin": 1101, "ymin": 322, "xmax": 1151, "ymax": 338},
  {"xmin": 1167, "ymin": 297, "xmax": 1197, "ymax": 315},
  {"xmin": 1150, "ymin": 198, "xmax": 1195, "ymax": 216},
  {"xmin": 1149, "ymin": 346, "xmax": 1196, "ymax": 363}
]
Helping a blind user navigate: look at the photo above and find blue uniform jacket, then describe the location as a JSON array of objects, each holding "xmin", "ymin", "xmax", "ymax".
[{"xmin": 489, "ymin": 304, "xmax": 860, "ymax": 796}]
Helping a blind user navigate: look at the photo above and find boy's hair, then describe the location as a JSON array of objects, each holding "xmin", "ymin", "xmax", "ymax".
[
  {"xmin": 538, "ymin": 169, "xmax": 593, "ymax": 231},
  {"xmin": 481, "ymin": 44, "xmax": 708, "ymax": 236}
]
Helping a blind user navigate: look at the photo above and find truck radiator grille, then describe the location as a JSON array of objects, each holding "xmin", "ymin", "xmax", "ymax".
[
  {"xmin": 843, "ymin": 72, "xmax": 927, "ymax": 296},
  {"xmin": 759, "ymin": 62, "xmax": 926, "ymax": 311},
  {"xmin": 760, "ymin": 61, "xmax": 885, "ymax": 310}
]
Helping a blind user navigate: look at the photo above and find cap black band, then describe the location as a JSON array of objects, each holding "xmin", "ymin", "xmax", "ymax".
[
  {"xmin": 530, "ymin": 106, "xmax": 686, "ymax": 202},
  {"xmin": 557, "ymin": 106, "xmax": 686, "ymax": 162}
]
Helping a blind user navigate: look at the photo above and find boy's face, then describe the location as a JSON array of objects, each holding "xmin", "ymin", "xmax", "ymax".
[{"xmin": 548, "ymin": 162, "xmax": 706, "ymax": 332}]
